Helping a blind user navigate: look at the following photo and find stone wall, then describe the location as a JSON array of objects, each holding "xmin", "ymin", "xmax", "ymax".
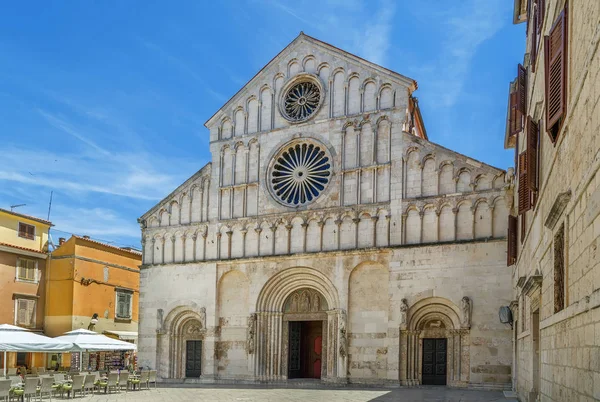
[
  {"xmin": 510, "ymin": 0, "xmax": 600, "ymax": 400},
  {"xmin": 138, "ymin": 240, "xmax": 512, "ymax": 387}
]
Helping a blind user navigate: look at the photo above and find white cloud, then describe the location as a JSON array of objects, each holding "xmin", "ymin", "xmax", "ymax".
[
  {"xmin": 0, "ymin": 146, "xmax": 201, "ymax": 202},
  {"xmin": 412, "ymin": 0, "xmax": 508, "ymax": 107},
  {"xmin": 265, "ymin": 0, "xmax": 396, "ymax": 67}
]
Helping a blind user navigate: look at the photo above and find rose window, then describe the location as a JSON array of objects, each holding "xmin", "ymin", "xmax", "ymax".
[
  {"xmin": 282, "ymin": 80, "xmax": 321, "ymax": 122},
  {"xmin": 270, "ymin": 141, "xmax": 332, "ymax": 207}
]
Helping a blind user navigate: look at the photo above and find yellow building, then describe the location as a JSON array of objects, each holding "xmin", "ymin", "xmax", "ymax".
[
  {"xmin": 45, "ymin": 235, "xmax": 141, "ymax": 370},
  {"xmin": 0, "ymin": 208, "xmax": 52, "ymax": 370}
]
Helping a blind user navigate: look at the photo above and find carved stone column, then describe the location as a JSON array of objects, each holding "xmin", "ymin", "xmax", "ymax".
[
  {"xmin": 241, "ymin": 228, "xmax": 247, "ymax": 257},
  {"xmin": 352, "ymin": 217, "xmax": 360, "ymax": 248},
  {"xmin": 452, "ymin": 207, "xmax": 458, "ymax": 241},
  {"xmin": 226, "ymin": 230, "xmax": 233, "ymax": 259},
  {"xmin": 401, "ymin": 214, "xmax": 407, "ymax": 244},
  {"xmin": 255, "ymin": 227, "xmax": 262, "ymax": 256},
  {"xmin": 285, "ymin": 223, "xmax": 293, "ymax": 254},
  {"xmin": 371, "ymin": 216, "xmax": 379, "ymax": 246},
  {"xmin": 334, "ymin": 219, "xmax": 342, "ymax": 250},
  {"xmin": 301, "ymin": 222, "xmax": 308, "ymax": 252}
]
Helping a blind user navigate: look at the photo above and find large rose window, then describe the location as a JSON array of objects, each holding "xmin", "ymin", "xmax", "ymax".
[{"xmin": 269, "ymin": 141, "xmax": 332, "ymax": 207}]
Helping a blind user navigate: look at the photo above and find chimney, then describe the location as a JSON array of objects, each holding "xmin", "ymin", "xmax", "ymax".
[
  {"xmin": 83, "ymin": 235, "xmax": 90, "ymax": 239},
  {"xmin": 58, "ymin": 237, "xmax": 66, "ymax": 246}
]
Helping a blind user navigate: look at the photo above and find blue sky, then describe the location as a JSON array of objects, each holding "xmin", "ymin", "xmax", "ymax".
[{"xmin": 0, "ymin": 0, "xmax": 524, "ymax": 248}]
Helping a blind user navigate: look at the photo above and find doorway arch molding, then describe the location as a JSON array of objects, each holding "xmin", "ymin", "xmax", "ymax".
[
  {"xmin": 400, "ymin": 297, "xmax": 470, "ymax": 387},
  {"xmin": 253, "ymin": 267, "xmax": 345, "ymax": 382},
  {"xmin": 256, "ymin": 267, "xmax": 340, "ymax": 312}
]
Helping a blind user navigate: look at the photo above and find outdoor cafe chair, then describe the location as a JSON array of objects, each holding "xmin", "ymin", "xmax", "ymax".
[
  {"xmin": 12, "ymin": 377, "xmax": 38, "ymax": 402},
  {"xmin": 147, "ymin": 370, "xmax": 157, "ymax": 389},
  {"xmin": 97, "ymin": 373, "xmax": 119, "ymax": 394},
  {"xmin": 37, "ymin": 368, "xmax": 46, "ymax": 375},
  {"xmin": 0, "ymin": 379, "xmax": 11, "ymax": 402},
  {"xmin": 37, "ymin": 376, "xmax": 54, "ymax": 401},
  {"xmin": 138, "ymin": 371, "xmax": 149, "ymax": 390},
  {"xmin": 6, "ymin": 369, "xmax": 16, "ymax": 377},
  {"xmin": 117, "ymin": 372, "xmax": 129, "ymax": 392},
  {"xmin": 83, "ymin": 374, "xmax": 96, "ymax": 395},
  {"xmin": 69, "ymin": 374, "xmax": 86, "ymax": 398},
  {"xmin": 8, "ymin": 377, "xmax": 21, "ymax": 388}
]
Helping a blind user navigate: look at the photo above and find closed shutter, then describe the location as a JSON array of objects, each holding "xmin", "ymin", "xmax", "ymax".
[
  {"xmin": 517, "ymin": 64, "xmax": 527, "ymax": 115},
  {"xmin": 526, "ymin": 117, "xmax": 539, "ymax": 205},
  {"xmin": 17, "ymin": 259, "xmax": 36, "ymax": 281},
  {"xmin": 117, "ymin": 293, "xmax": 131, "ymax": 318},
  {"xmin": 545, "ymin": 5, "xmax": 568, "ymax": 139},
  {"xmin": 509, "ymin": 90, "xmax": 520, "ymax": 136},
  {"xmin": 518, "ymin": 152, "xmax": 532, "ymax": 214},
  {"xmin": 531, "ymin": 3, "xmax": 538, "ymax": 71},
  {"xmin": 507, "ymin": 215, "xmax": 518, "ymax": 266},
  {"xmin": 17, "ymin": 299, "xmax": 35, "ymax": 327}
]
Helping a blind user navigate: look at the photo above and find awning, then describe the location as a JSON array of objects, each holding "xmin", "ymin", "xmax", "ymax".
[
  {"xmin": 103, "ymin": 330, "xmax": 138, "ymax": 342},
  {"xmin": 54, "ymin": 329, "xmax": 136, "ymax": 351}
]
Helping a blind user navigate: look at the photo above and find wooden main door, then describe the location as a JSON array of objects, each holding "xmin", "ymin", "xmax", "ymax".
[
  {"xmin": 185, "ymin": 340, "xmax": 202, "ymax": 378},
  {"xmin": 288, "ymin": 321, "xmax": 322, "ymax": 379},
  {"xmin": 422, "ymin": 338, "xmax": 447, "ymax": 385}
]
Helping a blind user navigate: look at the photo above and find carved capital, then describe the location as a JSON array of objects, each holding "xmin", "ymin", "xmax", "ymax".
[
  {"xmin": 352, "ymin": 218, "xmax": 360, "ymax": 224},
  {"xmin": 334, "ymin": 219, "xmax": 342, "ymax": 226}
]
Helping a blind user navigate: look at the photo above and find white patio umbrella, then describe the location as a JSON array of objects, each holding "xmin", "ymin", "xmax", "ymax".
[
  {"xmin": 0, "ymin": 324, "xmax": 74, "ymax": 377},
  {"xmin": 54, "ymin": 329, "xmax": 136, "ymax": 371},
  {"xmin": 54, "ymin": 329, "xmax": 137, "ymax": 351}
]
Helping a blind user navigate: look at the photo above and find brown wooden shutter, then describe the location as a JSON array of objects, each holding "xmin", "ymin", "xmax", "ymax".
[
  {"xmin": 507, "ymin": 215, "xmax": 518, "ymax": 266},
  {"xmin": 526, "ymin": 116, "xmax": 539, "ymax": 195},
  {"xmin": 536, "ymin": 0, "xmax": 545, "ymax": 35},
  {"xmin": 518, "ymin": 152, "xmax": 532, "ymax": 213},
  {"xmin": 531, "ymin": 6, "xmax": 538, "ymax": 71},
  {"xmin": 27, "ymin": 225, "xmax": 35, "ymax": 239},
  {"xmin": 545, "ymin": 5, "xmax": 568, "ymax": 137},
  {"xmin": 509, "ymin": 90, "xmax": 519, "ymax": 136},
  {"xmin": 517, "ymin": 64, "xmax": 527, "ymax": 115}
]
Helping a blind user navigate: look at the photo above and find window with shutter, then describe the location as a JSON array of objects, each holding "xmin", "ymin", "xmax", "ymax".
[
  {"xmin": 17, "ymin": 259, "xmax": 37, "ymax": 282},
  {"xmin": 518, "ymin": 152, "xmax": 532, "ymax": 214},
  {"xmin": 531, "ymin": 2, "xmax": 538, "ymax": 71},
  {"xmin": 18, "ymin": 223, "xmax": 35, "ymax": 240},
  {"xmin": 507, "ymin": 215, "xmax": 518, "ymax": 266},
  {"xmin": 526, "ymin": 116, "xmax": 539, "ymax": 207},
  {"xmin": 544, "ymin": 4, "xmax": 568, "ymax": 142},
  {"xmin": 517, "ymin": 64, "xmax": 527, "ymax": 115},
  {"xmin": 115, "ymin": 291, "xmax": 132, "ymax": 319},
  {"xmin": 16, "ymin": 299, "xmax": 35, "ymax": 327}
]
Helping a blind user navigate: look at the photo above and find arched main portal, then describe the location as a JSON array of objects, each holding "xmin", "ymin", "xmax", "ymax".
[
  {"xmin": 400, "ymin": 297, "xmax": 470, "ymax": 386},
  {"xmin": 159, "ymin": 306, "xmax": 206, "ymax": 379},
  {"xmin": 253, "ymin": 267, "xmax": 345, "ymax": 381}
]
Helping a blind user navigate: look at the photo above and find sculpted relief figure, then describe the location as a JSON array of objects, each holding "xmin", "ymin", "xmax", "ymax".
[
  {"xmin": 247, "ymin": 313, "xmax": 257, "ymax": 354},
  {"xmin": 339, "ymin": 319, "xmax": 347, "ymax": 358},
  {"xmin": 400, "ymin": 298, "xmax": 409, "ymax": 327},
  {"xmin": 156, "ymin": 308, "xmax": 164, "ymax": 333},
  {"xmin": 461, "ymin": 297, "xmax": 471, "ymax": 328},
  {"xmin": 200, "ymin": 307, "xmax": 207, "ymax": 329}
]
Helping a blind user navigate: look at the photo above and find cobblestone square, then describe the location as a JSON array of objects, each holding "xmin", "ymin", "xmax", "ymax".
[{"xmin": 84, "ymin": 386, "xmax": 509, "ymax": 402}]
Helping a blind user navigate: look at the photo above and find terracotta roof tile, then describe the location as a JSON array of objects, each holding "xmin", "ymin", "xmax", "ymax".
[
  {"xmin": 0, "ymin": 241, "xmax": 46, "ymax": 255},
  {"xmin": 71, "ymin": 235, "xmax": 142, "ymax": 256},
  {"xmin": 0, "ymin": 208, "xmax": 53, "ymax": 226}
]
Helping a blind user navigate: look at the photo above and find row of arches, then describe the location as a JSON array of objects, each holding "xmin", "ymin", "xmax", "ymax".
[
  {"xmin": 403, "ymin": 197, "xmax": 509, "ymax": 244},
  {"xmin": 404, "ymin": 149, "xmax": 506, "ymax": 199},
  {"xmin": 146, "ymin": 175, "xmax": 211, "ymax": 228},
  {"xmin": 142, "ymin": 209, "xmax": 391, "ymax": 265},
  {"xmin": 216, "ymin": 56, "xmax": 402, "ymax": 140}
]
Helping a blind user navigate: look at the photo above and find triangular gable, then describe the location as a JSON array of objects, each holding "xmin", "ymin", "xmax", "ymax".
[
  {"xmin": 204, "ymin": 32, "xmax": 417, "ymax": 128},
  {"xmin": 138, "ymin": 162, "xmax": 211, "ymax": 221}
]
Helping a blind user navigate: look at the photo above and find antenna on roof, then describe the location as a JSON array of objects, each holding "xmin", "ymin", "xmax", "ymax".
[
  {"xmin": 47, "ymin": 191, "xmax": 53, "ymax": 221},
  {"xmin": 10, "ymin": 204, "xmax": 26, "ymax": 211}
]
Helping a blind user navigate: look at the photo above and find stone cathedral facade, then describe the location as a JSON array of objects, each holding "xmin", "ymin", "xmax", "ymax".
[{"xmin": 138, "ymin": 33, "xmax": 514, "ymax": 388}]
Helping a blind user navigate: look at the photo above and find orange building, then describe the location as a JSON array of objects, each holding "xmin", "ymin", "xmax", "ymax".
[
  {"xmin": 45, "ymin": 235, "xmax": 141, "ymax": 369},
  {"xmin": 0, "ymin": 208, "xmax": 52, "ymax": 370}
]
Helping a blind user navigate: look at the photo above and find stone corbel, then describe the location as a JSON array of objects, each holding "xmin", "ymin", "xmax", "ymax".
[{"xmin": 544, "ymin": 190, "xmax": 571, "ymax": 229}]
